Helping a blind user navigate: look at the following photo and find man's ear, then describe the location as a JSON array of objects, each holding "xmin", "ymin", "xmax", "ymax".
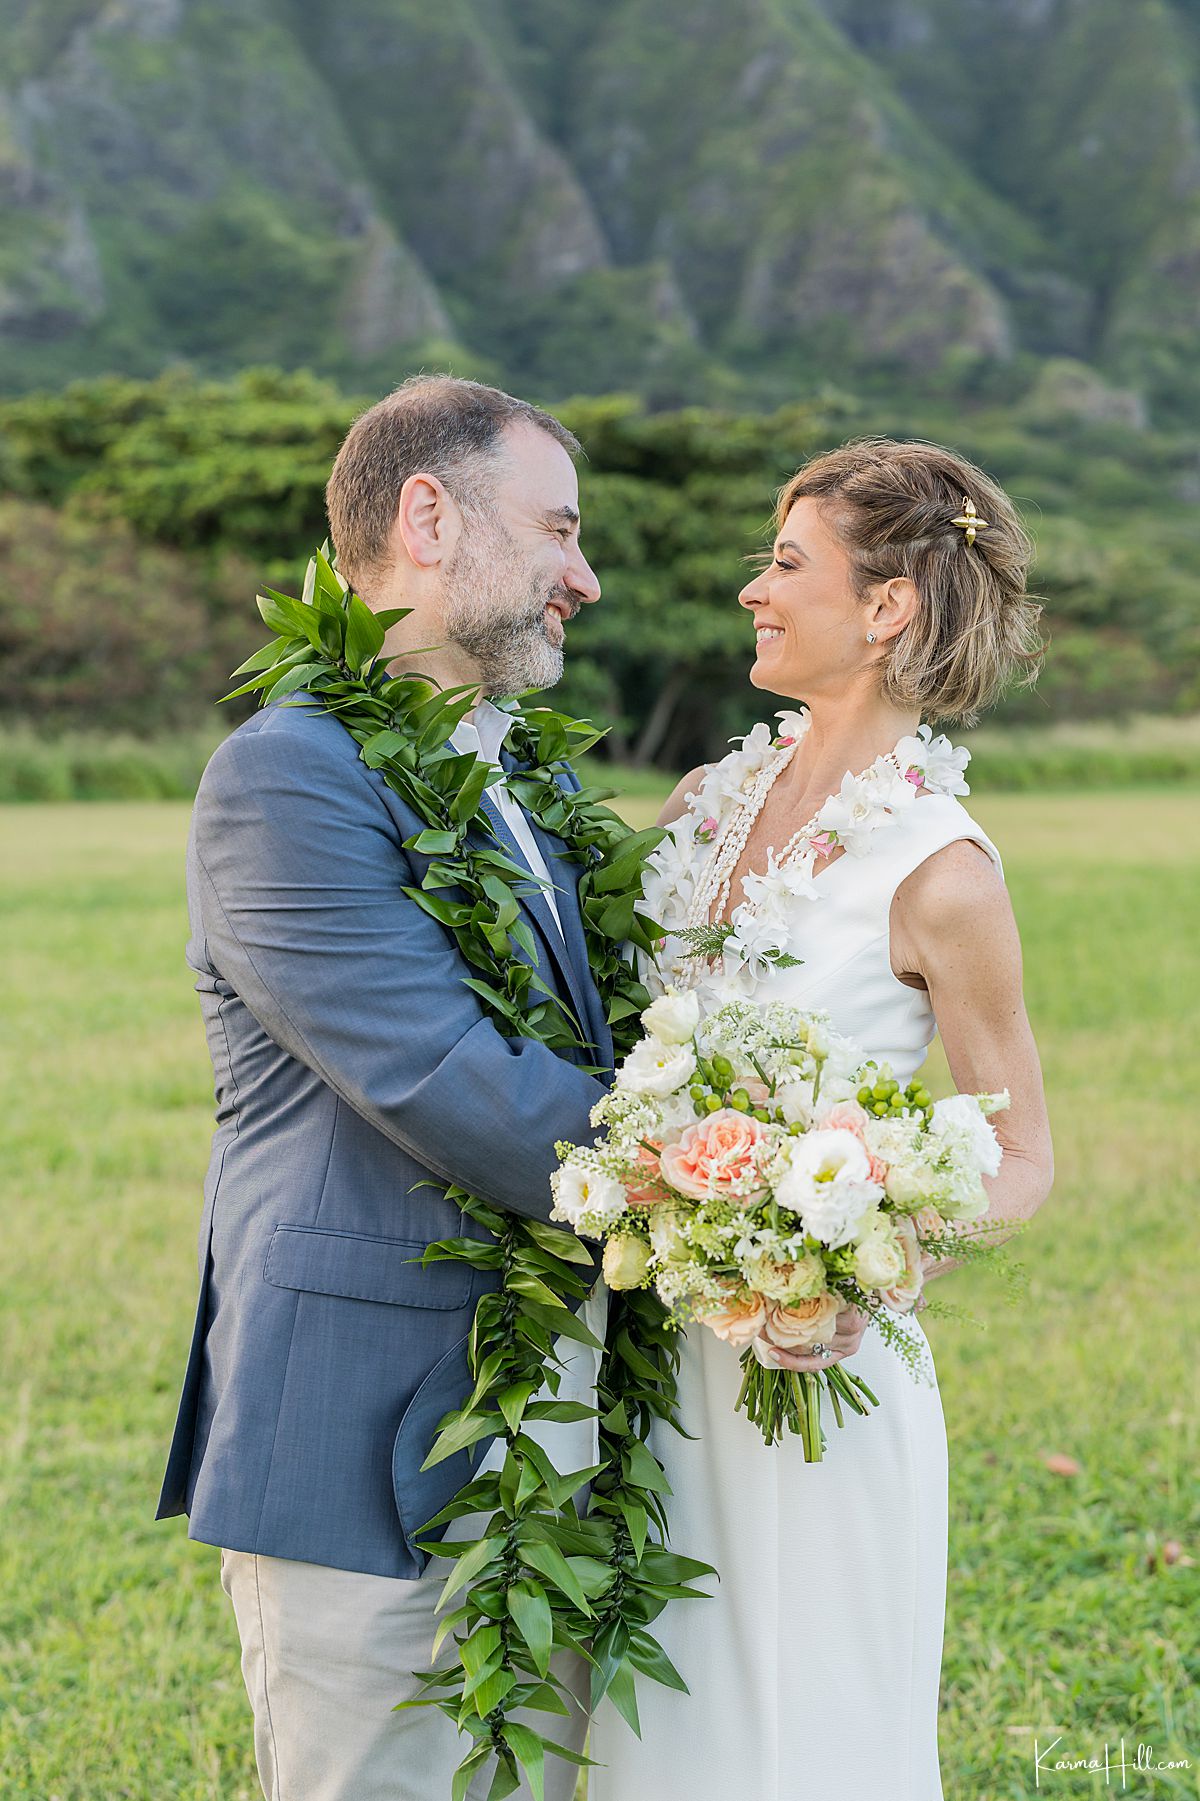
[
  {"xmin": 393, "ymin": 472, "xmax": 460, "ymax": 570},
  {"xmin": 866, "ymin": 575, "xmax": 920, "ymax": 644}
]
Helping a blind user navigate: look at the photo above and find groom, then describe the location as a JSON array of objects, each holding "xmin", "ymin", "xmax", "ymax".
[{"xmin": 156, "ymin": 376, "xmax": 611, "ymax": 1800}]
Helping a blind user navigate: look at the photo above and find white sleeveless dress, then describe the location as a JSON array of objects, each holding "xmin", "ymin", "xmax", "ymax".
[{"xmin": 588, "ymin": 791, "xmax": 1004, "ymax": 1801}]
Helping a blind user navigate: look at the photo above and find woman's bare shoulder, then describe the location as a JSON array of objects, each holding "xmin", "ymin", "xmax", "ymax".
[
  {"xmin": 656, "ymin": 765, "xmax": 709, "ymax": 829},
  {"xmin": 895, "ymin": 833, "xmax": 1009, "ymax": 925}
]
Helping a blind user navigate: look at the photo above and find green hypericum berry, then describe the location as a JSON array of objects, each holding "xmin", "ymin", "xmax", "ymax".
[
  {"xmin": 731, "ymin": 1089, "xmax": 751, "ymax": 1112},
  {"xmin": 857, "ymin": 1087, "xmax": 873, "ymax": 1106},
  {"xmin": 689, "ymin": 1085, "xmax": 707, "ymax": 1103},
  {"xmin": 704, "ymin": 1094, "xmax": 723, "ymax": 1113},
  {"xmin": 872, "ymin": 1082, "xmax": 889, "ymax": 1101},
  {"xmin": 711, "ymin": 1054, "xmax": 734, "ymax": 1082},
  {"xmin": 752, "ymin": 1108, "xmax": 771, "ymax": 1123},
  {"xmin": 873, "ymin": 1100, "xmax": 888, "ymax": 1115},
  {"xmin": 788, "ymin": 1122, "xmax": 804, "ymax": 1136}
]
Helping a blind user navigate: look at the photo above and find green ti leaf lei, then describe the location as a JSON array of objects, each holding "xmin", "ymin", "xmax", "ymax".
[{"xmin": 225, "ymin": 545, "xmax": 714, "ymax": 1798}]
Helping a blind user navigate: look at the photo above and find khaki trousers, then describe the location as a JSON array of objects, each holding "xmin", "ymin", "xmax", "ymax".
[{"xmin": 220, "ymin": 1548, "xmax": 590, "ymax": 1801}]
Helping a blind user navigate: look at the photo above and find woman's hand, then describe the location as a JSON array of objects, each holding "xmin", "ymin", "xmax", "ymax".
[{"xmin": 763, "ymin": 1302, "xmax": 870, "ymax": 1372}]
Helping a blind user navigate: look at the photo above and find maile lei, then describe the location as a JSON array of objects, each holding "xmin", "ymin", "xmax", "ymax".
[{"xmin": 225, "ymin": 546, "xmax": 712, "ymax": 1800}]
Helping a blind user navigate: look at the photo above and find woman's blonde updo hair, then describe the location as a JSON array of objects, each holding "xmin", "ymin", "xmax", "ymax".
[{"xmin": 776, "ymin": 435, "xmax": 1044, "ymax": 724}]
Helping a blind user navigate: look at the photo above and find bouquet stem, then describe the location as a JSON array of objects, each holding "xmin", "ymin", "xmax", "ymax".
[{"xmin": 737, "ymin": 1352, "xmax": 880, "ymax": 1457}]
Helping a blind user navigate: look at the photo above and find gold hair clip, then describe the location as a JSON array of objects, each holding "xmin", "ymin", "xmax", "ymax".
[{"xmin": 951, "ymin": 496, "xmax": 990, "ymax": 546}]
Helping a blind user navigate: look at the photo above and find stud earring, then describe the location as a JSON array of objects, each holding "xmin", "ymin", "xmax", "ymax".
[{"xmin": 866, "ymin": 631, "xmax": 877, "ymax": 644}]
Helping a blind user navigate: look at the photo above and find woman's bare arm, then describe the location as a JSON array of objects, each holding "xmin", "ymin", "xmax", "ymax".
[{"xmin": 890, "ymin": 838, "xmax": 1054, "ymax": 1282}]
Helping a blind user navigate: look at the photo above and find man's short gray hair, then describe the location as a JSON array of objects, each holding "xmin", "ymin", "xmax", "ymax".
[{"xmin": 325, "ymin": 375, "xmax": 580, "ymax": 595}]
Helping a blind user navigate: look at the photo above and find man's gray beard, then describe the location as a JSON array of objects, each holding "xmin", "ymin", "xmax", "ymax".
[{"xmin": 440, "ymin": 519, "xmax": 565, "ymax": 698}]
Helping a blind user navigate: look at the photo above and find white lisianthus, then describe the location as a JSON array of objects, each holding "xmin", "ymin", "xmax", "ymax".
[
  {"xmin": 641, "ymin": 987, "xmax": 702, "ymax": 1045},
  {"xmin": 852, "ymin": 1221, "xmax": 907, "ymax": 1290},
  {"xmin": 603, "ymin": 1235, "xmax": 653, "ymax": 1290},
  {"xmin": 929, "ymin": 1093, "xmax": 1003, "ymax": 1177},
  {"xmin": 616, "ymin": 1035, "xmax": 696, "ymax": 1097},
  {"xmin": 549, "ymin": 1162, "xmax": 628, "ymax": 1231},
  {"xmin": 775, "ymin": 1129, "xmax": 883, "ymax": 1248}
]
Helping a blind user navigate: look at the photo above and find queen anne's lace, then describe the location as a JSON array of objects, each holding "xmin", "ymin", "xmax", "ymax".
[{"xmin": 642, "ymin": 709, "xmax": 972, "ymax": 998}]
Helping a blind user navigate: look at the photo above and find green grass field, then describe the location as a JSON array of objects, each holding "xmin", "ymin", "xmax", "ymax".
[{"xmin": 1, "ymin": 794, "xmax": 1198, "ymax": 1799}]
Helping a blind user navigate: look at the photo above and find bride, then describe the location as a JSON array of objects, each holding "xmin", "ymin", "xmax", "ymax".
[{"xmin": 588, "ymin": 436, "xmax": 1056, "ymax": 1799}]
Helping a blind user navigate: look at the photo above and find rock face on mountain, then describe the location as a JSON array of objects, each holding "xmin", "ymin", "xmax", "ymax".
[{"xmin": 1, "ymin": 0, "xmax": 1197, "ymax": 421}]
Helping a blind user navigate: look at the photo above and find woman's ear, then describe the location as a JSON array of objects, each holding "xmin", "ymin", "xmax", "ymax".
[{"xmin": 866, "ymin": 575, "xmax": 920, "ymax": 644}]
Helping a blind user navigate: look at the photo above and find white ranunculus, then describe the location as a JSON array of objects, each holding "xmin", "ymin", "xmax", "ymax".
[
  {"xmin": 774, "ymin": 1075, "xmax": 817, "ymax": 1127},
  {"xmin": 775, "ymin": 1129, "xmax": 883, "ymax": 1248},
  {"xmin": 929, "ymin": 1093, "xmax": 1003, "ymax": 1177},
  {"xmin": 852, "ymin": 1222, "xmax": 907, "ymax": 1290},
  {"xmin": 883, "ymin": 1159, "xmax": 939, "ymax": 1210},
  {"xmin": 550, "ymin": 1163, "xmax": 628, "ymax": 1230},
  {"xmin": 616, "ymin": 1035, "xmax": 696, "ymax": 1098},
  {"xmin": 641, "ymin": 988, "xmax": 702, "ymax": 1045}
]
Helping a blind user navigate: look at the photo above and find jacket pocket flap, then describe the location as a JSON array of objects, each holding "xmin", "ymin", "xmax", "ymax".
[{"xmin": 264, "ymin": 1225, "xmax": 473, "ymax": 1311}]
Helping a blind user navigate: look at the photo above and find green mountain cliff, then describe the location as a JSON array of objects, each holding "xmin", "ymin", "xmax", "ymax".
[{"xmin": 2, "ymin": 0, "xmax": 1198, "ymax": 422}]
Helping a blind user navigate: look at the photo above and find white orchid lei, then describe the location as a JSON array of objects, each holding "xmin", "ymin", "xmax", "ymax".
[{"xmin": 641, "ymin": 708, "xmax": 972, "ymax": 998}]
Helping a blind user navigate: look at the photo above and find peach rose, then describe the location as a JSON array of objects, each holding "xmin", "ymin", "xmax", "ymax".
[
  {"xmin": 821, "ymin": 1100, "xmax": 889, "ymax": 1186},
  {"xmin": 659, "ymin": 1109, "xmax": 767, "ymax": 1202},
  {"xmin": 697, "ymin": 1287, "xmax": 767, "ymax": 1347},
  {"xmin": 626, "ymin": 1143, "xmax": 670, "ymax": 1207},
  {"xmin": 761, "ymin": 1289, "xmax": 842, "ymax": 1350},
  {"xmin": 880, "ymin": 1214, "xmax": 925, "ymax": 1313},
  {"xmin": 742, "ymin": 1079, "xmax": 771, "ymax": 1107}
]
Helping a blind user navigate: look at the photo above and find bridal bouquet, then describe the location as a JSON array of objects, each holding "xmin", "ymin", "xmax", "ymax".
[{"xmin": 551, "ymin": 990, "xmax": 1014, "ymax": 1458}]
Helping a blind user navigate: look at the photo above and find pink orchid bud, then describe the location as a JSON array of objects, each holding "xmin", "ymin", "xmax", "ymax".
[{"xmin": 904, "ymin": 766, "xmax": 924, "ymax": 787}]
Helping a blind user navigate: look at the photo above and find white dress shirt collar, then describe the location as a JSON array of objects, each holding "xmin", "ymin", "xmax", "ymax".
[{"xmin": 453, "ymin": 697, "xmax": 516, "ymax": 767}]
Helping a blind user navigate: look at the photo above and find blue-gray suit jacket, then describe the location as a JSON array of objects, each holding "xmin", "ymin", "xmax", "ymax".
[{"xmin": 155, "ymin": 696, "xmax": 613, "ymax": 1579}]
